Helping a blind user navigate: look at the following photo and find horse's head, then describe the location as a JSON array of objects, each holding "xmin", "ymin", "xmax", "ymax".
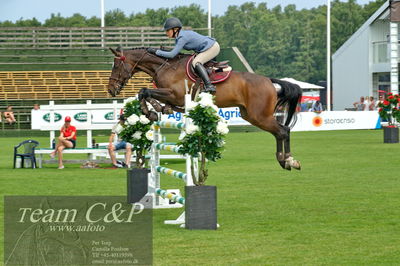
[{"xmin": 107, "ymin": 47, "xmax": 142, "ymax": 97}]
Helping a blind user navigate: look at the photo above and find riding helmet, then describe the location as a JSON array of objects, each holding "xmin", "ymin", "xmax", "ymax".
[{"xmin": 163, "ymin": 17, "xmax": 182, "ymax": 31}]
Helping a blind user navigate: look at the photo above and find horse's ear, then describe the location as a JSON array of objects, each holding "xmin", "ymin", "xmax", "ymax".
[{"xmin": 109, "ymin": 47, "xmax": 123, "ymax": 57}]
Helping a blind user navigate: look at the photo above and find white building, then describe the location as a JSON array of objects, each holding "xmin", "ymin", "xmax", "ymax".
[{"xmin": 332, "ymin": 1, "xmax": 398, "ymax": 110}]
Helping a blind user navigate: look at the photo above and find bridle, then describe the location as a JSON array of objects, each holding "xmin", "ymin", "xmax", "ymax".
[
  {"xmin": 109, "ymin": 48, "xmax": 172, "ymax": 95},
  {"xmin": 109, "ymin": 50, "xmax": 147, "ymax": 94}
]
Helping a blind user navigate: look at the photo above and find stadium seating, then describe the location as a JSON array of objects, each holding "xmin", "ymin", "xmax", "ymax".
[{"xmin": 0, "ymin": 70, "xmax": 152, "ymax": 100}]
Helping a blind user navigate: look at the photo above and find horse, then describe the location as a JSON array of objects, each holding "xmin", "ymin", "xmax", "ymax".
[{"xmin": 107, "ymin": 47, "xmax": 302, "ymax": 170}]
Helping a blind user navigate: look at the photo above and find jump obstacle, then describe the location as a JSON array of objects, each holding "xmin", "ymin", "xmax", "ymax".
[
  {"xmin": 147, "ymin": 93, "xmax": 198, "ymax": 225},
  {"xmin": 134, "ymin": 81, "xmax": 219, "ymax": 228}
]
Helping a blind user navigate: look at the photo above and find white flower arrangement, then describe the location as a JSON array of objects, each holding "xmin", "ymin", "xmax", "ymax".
[
  {"xmin": 118, "ymin": 98, "xmax": 155, "ymax": 168},
  {"xmin": 186, "ymin": 100, "xmax": 199, "ymax": 111},
  {"xmin": 178, "ymin": 93, "xmax": 228, "ymax": 185},
  {"xmin": 178, "ymin": 131, "xmax": 186, "ymax": 141},
  {"xmin": 185, "ymin": 124, "xmax": 200, "ymax": 135},
  {"xmin": 198, "ymin": 92, "xmax": 216, "ymax": 108},
  {"xmin": 139, "ymin": 115, "xmax": 150, "ymax": 125},
  {"xmin": 145, "ymin": 130, "xmax": 154, "ymax": 141},
  {"xmin": 124, "ymin": 96, "xmax": 138, "ymax": 104},
  {"xmin": 216, "ymin": 121, "xmax": 229, "ymax": 135},
  {"xmin": 132, "ymin": 131, "xmax": 142, "ymax": 139},
  {"xmin": 127, "ymin": 114, "xmax": 139, "ymax": 125}
]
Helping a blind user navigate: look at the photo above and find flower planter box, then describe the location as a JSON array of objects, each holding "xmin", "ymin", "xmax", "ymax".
[
  {"xmin": 127, "ymin": 168, "xmax": 150, "ymax": 204},
  {"xmin": 185, "ymin": 185, "xmax": 217, "ymax": 230},
  {"xmin": 383, "ymin": 127, "xmax": 399, "ymax": 143}
]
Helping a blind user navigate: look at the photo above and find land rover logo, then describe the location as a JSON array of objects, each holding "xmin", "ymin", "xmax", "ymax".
[
  {"xmin": 43, "ymin": 113, "xmax": 62, "ymax": 122},
  {"xmin": 74, "ymin": 112, "xmax": 88, "ymax": 122},
  {"xmin": 104, "ymin": 112, "xmax": 115, "ymax": 120}
]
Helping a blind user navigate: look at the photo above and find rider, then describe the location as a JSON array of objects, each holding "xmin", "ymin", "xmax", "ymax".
[{"xmin": 147, "ymin": 17, "xmax": 220, "ymax": 93}]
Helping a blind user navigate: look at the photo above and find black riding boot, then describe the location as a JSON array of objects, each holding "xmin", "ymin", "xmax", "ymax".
[{"xmin": 194, "ymin": 63, "xmax": 216, "ymax": 93}]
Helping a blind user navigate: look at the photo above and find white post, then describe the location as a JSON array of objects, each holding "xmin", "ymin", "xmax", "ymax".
[
  {"xmin": 49, "ymin": 101, "xmax": 55, "ymax": 148},
  {"xmin": 390, "ymin": 22, "xmax": 399, "ymax": 95},
  {"xmin": 152, "ymin": 118, "xmax": 161, "ymax": 207},
  {"xmin": 208, "ymin": 0, "xmax": 212, "ymax": 37},
  {"xmin": 184, "ymin": 93, "xmax": 195, "ymax": 186},
  {"xmin": 86, "ymin": 100, "xmax": 92, "ymax": 148},
  {"xmin": 113, "ymin": 100, "xmax": 118, "ymax": 120},
  {"xmin": 327, "ymin": 0, "xmax": 331, "ymax": 111},
  {"xmin": 100, "ymin": 0, "xmax": 105, "ymax": 48}
]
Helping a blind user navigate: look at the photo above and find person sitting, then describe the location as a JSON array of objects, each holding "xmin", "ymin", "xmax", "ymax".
[
  {"xmin": 108, "ymin": 114, "xmax": 132, "ymax": 168},
  {"xmin": 147, "ymin": 17, "xmax": 220, "ymax": 93},
  {"xmin": 4, "ymin": 105, "xmax": 16, "ymax": 125},
  {"xmin": 50, "ymin": 116, "xmax": 77, "ymax": 169},
  {"xmin": 310, "ymin": 100, "xmax": 323, "ymax": 112}
]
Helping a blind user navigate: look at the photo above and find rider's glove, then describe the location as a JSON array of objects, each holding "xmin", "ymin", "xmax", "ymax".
[{"xmin": 147, "ymin": 48, "xmax": 157, "ymax": 54}]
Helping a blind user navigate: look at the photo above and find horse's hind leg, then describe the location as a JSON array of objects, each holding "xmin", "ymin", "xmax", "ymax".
[
  {"xmin": 240, "ymin": 108, "xmax": 288, "ymax": 169},
  {"xmin": 276, "ymin": 136, "xmax": 286, "ymax": 169},
  {"xmin": 283, "ymin": 128, "xmax": 301, "ymax": 170}
]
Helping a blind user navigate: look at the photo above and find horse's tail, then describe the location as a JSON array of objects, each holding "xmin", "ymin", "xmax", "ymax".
[{"xmin": 270, "ymin": 78, "xmax": 302, "ymax": 128}]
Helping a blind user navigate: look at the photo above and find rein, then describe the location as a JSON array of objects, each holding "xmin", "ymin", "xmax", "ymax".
[{"xmin": 119, "ymin": 50, "xmax": 147, "ymax": 79}]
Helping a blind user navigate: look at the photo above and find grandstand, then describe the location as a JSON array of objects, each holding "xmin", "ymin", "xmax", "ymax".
[
  {"xmin": 0, "ymin": 26, "xmax": 252, "ymax": 131},
  {"xmin": 0, "ymin": 26, "xmax": 174, "ymax": 130}
]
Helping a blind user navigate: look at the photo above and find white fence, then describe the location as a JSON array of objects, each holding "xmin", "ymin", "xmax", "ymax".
[{"xmin": 32, "ymin": 101, "xmax": 382, "ymax": 148}]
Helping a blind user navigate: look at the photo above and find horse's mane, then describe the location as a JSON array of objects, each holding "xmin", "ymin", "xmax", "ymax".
[{"xmin": 127, "ymin": 47, "xmax": 190, "ymax": 62}]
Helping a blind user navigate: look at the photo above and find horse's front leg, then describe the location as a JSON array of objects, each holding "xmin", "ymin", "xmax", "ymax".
[
  {"xmin": 140, "ymin": 88, "xmax": 183, "ymax": 106},
  {"xmin": 139, "ymin": 88, "xmax": 183, "ymax": 114},
  {"xmin": 139, "ymin": 98, "xmax": 158, "ymax": 121}
]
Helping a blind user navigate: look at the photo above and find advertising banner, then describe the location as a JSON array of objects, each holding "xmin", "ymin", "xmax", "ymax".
[
  {"xmin": 291, "ymin": 111, "xmax": 381, "ymax": 131},
  {"xmin": 32, "ymin": 105, "xmax": 381, "ymax": 131},
  {"xmin": 31, "ymin": 109, "xmax": 118, "ymax": 130}
]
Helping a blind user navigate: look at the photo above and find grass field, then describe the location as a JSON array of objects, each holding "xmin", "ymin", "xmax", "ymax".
[{"xmin": 1, "ymin": 129, "xmax": 399, "ymax": 265}]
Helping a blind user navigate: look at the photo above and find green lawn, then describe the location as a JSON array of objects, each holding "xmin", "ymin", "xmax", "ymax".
[{"xmin": 1, "ymin": 129, "xmax": 399, "ymax": 265}]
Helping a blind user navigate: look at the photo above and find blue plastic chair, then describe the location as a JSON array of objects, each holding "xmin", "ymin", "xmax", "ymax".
[{"xmin": 13, "ymin": 140, "xmax": 39, "ymax": 169}]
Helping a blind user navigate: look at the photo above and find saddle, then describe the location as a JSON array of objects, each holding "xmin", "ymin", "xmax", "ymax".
[{"xmin": 186, "ymin": 54, "xmax": 232, "ymax": 84}]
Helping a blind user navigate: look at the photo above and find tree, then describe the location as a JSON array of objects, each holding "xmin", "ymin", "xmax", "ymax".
[
  {"xmin": 331, "ymin": 0, "xmax": 364, "ymax": 52},
  {"xmin": 105, "ymin": 9, "xmax": 128, "ymax": 26},
  {"xmin": 0, "ymin": 1, "xmax": 387, "ymax": 84}
]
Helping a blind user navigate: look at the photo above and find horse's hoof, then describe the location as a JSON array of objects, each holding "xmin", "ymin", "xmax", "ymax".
[
  {"xmin": 284, "ymin": 161, "xmax": 292, "ymax": 171},
  {"xmin": 278, "ymin": 160, "xmax": 286, "ymax": 169},
  {"xmin": 292, "ymin": 160, "xmax": 301, "ymax": 170},
  {"xmin": 147, "ymin": 111, "xmax": 159, "ymax": 121},
  {"xmin": 285, "ymin": 156, "xmax": 301, "ymax": 171},
  {"xmin": 162, "ymin": 105, "xmax": 173, "ymax": 114}
]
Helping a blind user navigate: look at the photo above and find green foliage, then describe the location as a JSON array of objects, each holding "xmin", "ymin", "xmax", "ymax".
[
  {"xmin": 118, "ymin": 98, "xmax": 154, "ymax": 168},
  {"xmin": 105, "ymin": 9, "xmax": 129, "ymax": 26},
  {"xmin": 177, "ymin": 93, "xmax": 228, "ymax": 185},
  {"xmin": 0, "ymin": 1, "xmax": 387, "ymax": 83}
]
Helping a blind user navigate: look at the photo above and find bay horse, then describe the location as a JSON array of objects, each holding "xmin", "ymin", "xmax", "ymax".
[{"xmin": 107, "ymin": 47, "xmax": 302, "ymax": 170}]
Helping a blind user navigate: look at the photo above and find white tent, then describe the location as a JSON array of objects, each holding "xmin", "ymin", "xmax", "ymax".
[{"xmin": 281, "ymin": 77, "xmax": 324, "ymax": 90}]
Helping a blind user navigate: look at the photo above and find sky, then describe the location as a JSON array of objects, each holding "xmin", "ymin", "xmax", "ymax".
[{"xmin": 0, "ymin": 0, "xmax": 374, "ymax": 23}]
